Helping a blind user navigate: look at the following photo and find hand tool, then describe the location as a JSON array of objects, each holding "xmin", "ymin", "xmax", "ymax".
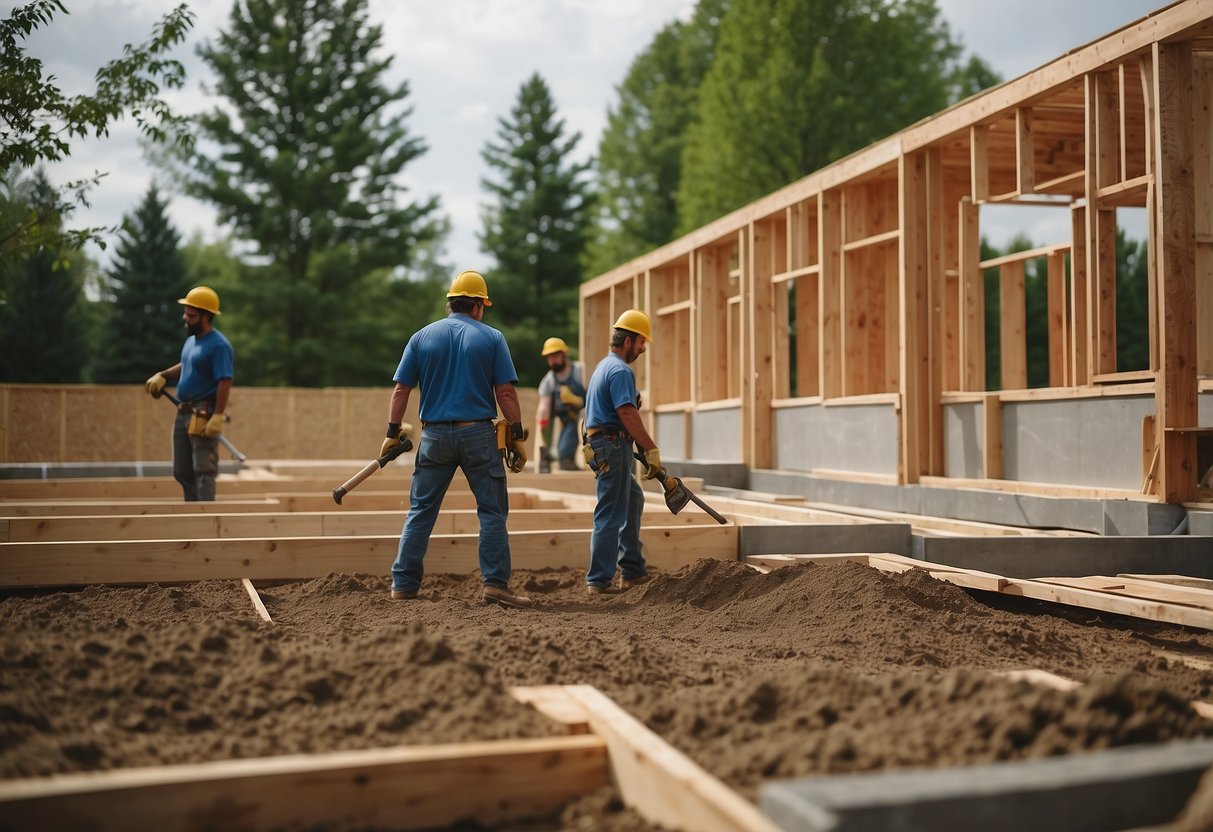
[
  {"xmin": 332, "ymin": 435, "xmax": 414, "ymax": 504},
  {"xmin": 632, "ymin": 447, "xmax": 728, "ymax": 524},
  {"xmin": 158, "ymin": 390, "xmax": 247, "ymax": 463}
]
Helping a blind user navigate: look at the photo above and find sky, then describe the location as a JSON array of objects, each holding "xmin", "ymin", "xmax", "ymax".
[{"xmin": 20, "ymin": 0, "xmax": 1167, "ymax": 274}]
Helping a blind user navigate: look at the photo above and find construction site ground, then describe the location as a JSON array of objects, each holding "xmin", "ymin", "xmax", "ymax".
[{"xmin": 3, "ymin": 465, "xmax": 1213, "ymax": 830}]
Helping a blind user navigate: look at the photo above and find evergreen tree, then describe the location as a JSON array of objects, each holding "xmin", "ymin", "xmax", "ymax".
[
  {"xmin": 0, "ymin": 169, "xmax": 87, "ymax": 382},
  {"xmin": 182, "ymin": 0, "xmax": 441, "ymax": 386},
  {"xmin": 479, "ymin": 73, "xmax": 594, "ymax": 386},
  {"xmin": 678, "ymin": 0, "xmax": 999, "ymax": 232},
  {"xmin": 585, "ymin": 0, "xmax": 729, "ymax": 277},
  {"xmin": 1115, "ymin": 228, "xmax": 1150, "ymax": 373},
  {"xmin": 93, "ymin": 185, "xmax": 190, "ymax": 383}
]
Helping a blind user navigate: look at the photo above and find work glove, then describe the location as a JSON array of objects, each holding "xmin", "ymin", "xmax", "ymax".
[
  {"xmin": 380, "ymin": 422, "xmax": 415, "ymax": 458},
  {"xmin": 202, "ymin": 413, "xmax": 225, "ymax": 438},
  {"xmin": 145, "ymin": 372, "xmax": 167, "ymax": 398},
  {"xmin": 642, "ymin": 447, "xmax": 663, "ymax": 480},
  {"xmin": 507, "ymin": 426, "xmax": 528, "ymax": 473},
  {"xmin": 559, "ymin": 385, "xmax": 584, "ymax": 409}
]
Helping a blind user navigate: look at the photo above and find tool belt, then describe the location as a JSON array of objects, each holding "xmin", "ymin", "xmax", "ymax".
[
  {"xmin": 581, "ymin": 426, "xmax": 628, "ymax": 476},
  {"xmin": 422, "ymin": 419, "xmax": 491, "ymax": 428}
]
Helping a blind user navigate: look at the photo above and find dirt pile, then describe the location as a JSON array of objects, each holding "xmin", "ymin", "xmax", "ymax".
[{"xmin": 2, "ymin": 558, "xmax": 1212, "ymax": 823}]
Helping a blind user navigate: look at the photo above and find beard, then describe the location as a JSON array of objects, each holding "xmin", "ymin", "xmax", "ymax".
[
  {"xmin": 185, "ymin": 320, "xmax": 203, "ymax": 337},
  {"xmin": 549, "ymin": 359, "xmax": 567, "ymax": 373}
]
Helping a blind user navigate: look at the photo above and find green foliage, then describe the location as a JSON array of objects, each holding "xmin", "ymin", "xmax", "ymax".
[
  {"xmin": 92, "ymin": 185, "xmax": 191, "ymax": 383},
  {"xmin": 1115, "ymin": 229, "xmax": 1150, "ymax": 372},
  {"xmin": 0, "ymin": 1, "xmax": 194, "ymax": 261},
  {"xmin": 479, "ymin": 73, "xmax": 595, "ymax": 386},
  {"xmin": 584, "ymin": 0, "xmax": 729, "ymax": 277},
  {"xmin": 677, "ymin": 0, "xmax": 998, "ymax": 232},
  {"xmin": 180, "ymin": 0, "xmax": 442, "ymax": 386},
  {"xmin": 0, "ymin": 169, "xmax": 88, "ymax": 382}
]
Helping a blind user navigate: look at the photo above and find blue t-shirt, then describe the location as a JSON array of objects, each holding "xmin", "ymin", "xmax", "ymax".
[
  {"xmin": 176, "ymin": 329, "xmax": 234, "ymax": 402},
  {"xmin": 584, "ymin": 352, "xmax": 638, "ymax": 433},
  {"xmin": 394, "ymin": 313, "xmax": 518, "ymax": 422}
]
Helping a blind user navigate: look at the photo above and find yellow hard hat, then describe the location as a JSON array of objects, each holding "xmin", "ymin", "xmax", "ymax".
[
  {"xmin": 613, "ymin": 309, "xmax": 652, "ymax": 342},
  {"xmin": 178, "ymin": 285, "xmax": 221, "ymax": 315},
  {"xmin": 541, "ymin": 337, "xmax": 569, "ymax": 356},
  {"xmin": 447, "ymin": 269, "xmax": 493, "ymax": 307}
]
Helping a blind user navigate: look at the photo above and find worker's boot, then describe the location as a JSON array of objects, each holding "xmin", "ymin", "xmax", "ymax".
[
  {"xmin": 483, "ymin": 584, "xmax": 534, "ymax": 608},
  {"xmin": 538, "ymin": 447, "xmax": 551, "ymax": 474}
]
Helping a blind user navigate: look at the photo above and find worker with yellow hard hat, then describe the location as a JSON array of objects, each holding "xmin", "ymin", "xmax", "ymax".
[
  {"xmin": 535, "ymin": 336, "xmax": 586, "ymax": 473},
  {"xmin": 143, "ymin": 285, "xmax": 235, "ymax": 501},
  {"xmin": 581, "ymin": 309, "xmax": 660, "ymax": 595},
  {"xmin": 381, "ymin": 269, "xmax": 532, "ymax": 608}
]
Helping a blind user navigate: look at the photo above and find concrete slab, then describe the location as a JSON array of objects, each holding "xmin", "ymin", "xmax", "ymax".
[
  {"xmin": 759, "ymin": 737, "xmax": 1213, "ymax": 832},
  {"xmin": 739, "ymin": 524, "xmax": 913, "ymax": 557},
  {"xmin": 918, "ymin": 536, "xmax": 1213, "ymax": 579},
  {"xmin": 0, "ymin": 462, "xmax": 242, "ymax": 480}
]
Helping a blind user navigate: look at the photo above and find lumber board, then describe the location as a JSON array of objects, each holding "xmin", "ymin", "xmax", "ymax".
[
  {"xmin": 998, "ymin": 669, "xmax": 1082, "ymax": 691},
  {"xmin": 0, "ymin": 735, "xmax": 607, "ymax": 832},
  {"xmin": 1034, "ymin": 575, "xmax": 1213, "ymax": 611},
  {"xmin": 562, "ymin": 685, "xmax": 782, "ymax": 832},
  {"xmin": 241, "ymin": 577, "xmax": 272, "ymax": 623},
  {"xmin": 1120, "ymin": 573, "xmax": 1213, "ymax": 590},
  {"xmin": 2, "ymin": 507, "xmax": 714, "ymax": 542},
  {"xmin": 1001, "ymin": 578, "xmax": 1213, "ymax": 630},
  {"xmin": 509, "ymin": 686, "xmax": 591, "ymax": 735},
  {"xmin": 0, "ymin": 525, "xmax": 739, "ymax": 587}
]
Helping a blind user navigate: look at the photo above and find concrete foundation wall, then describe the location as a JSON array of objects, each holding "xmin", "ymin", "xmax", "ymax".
[
  {"xmin": 655, "ymin": 411, "xmax": 687, "ymax": 459},
  {"xmin": 690, "ymin": 407, "xmax": 742, "ymax": 462},
  {"xmin": 773, "ymin": 403, "xmax": 898, "ymax": 475},
  {"xmin": 943, "ymin": 402, "xmax": 984, "ymax": 478},
  {"xmin": 1002, "ymin": 395, "xmax": 1152, "ymax": 489}
]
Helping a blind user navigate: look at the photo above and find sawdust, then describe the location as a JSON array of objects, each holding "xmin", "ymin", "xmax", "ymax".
[{"xmin": 3, "ymin": 559, "xmax": 1213, "ymax": 828}]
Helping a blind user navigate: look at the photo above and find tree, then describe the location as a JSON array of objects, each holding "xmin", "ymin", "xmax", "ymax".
[
  {"xmin": 479, "ymin": 73, "xmax": 595, "ymax": 385},
  {"xmin": 0, "ymin": 1, "xmax": 194, "ymax": 261},
  {"xmin": 0, "ymin": 169, "xmax": 88, "ymax": 382},
  {"xmin": 585, "ymin": 0, "xmax": 730, "ymax": 277},
  {"xmin": 93, "ymin": 185, "xmax": 191, "ymax": 384},
  {"xmin": 677, "ymin": 0, "xmax": 1000, "ymax": 232},
  {"xmin": 181, "ymin": 0, "xmax": 441, "ymax": 386}
]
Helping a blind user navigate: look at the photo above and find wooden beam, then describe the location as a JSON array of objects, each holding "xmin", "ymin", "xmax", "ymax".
[
  {"xmin": 562, "ymin": 685, "xmax": 782, "ymax": 832},
  {"xmin": 1194, "ymin": 53, "xmax": 1213, "ymax": 376},
  {"xmin": 1047, "ymin": 250, "xmax": 1070, "ymax": 386},
  {"xmin": 958, "ymin": 197, "xmax": 985, "ymax": 391},
  {"xmin": 899, "ymin": 151, "xmax": 930, "ymax": 483},
  {"xmin": 748, "ymin": 221, "xmax": 774, "ymax": 469},
  {"xmin": 983, "ymin": 394, "xmax": 1004, "ymax": 480},
  {"xmin": 970, "ymin": 124, "xmax": 990, "ymax": 202},
  {"xmin": 1016, "ymin": 107, "xmax": 1036, "ymax": 195},
  {"xmin": 1069, "ymin": 204, "xmax": 1090, "ymax": 385},
  {"xmin": 242, "ymin": 577, "xmax": 272, "ymax": 622},
  {"xmin": 1153, "ymin": 40, "xmax": 1200, "ymax": 504},
  {"xmin": 819, "ymin": 190, "xmax": 843, "ymax": 399},
  {"xmin": 0, "ymin": 736, "xmax": 608, "ymax": 832}
]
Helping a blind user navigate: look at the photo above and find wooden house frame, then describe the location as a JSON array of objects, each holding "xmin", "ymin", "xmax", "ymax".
[{"xmin": 580, "ymin": 0, "xmax": 1213, "ymax": 506}]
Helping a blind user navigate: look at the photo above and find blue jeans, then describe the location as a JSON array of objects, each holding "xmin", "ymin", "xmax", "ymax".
[
  {"xmin": 587, "ymin": 434, "xmax": 647, "ymax": 588},
  {"xmin": 172, "ymin": 409, "xmax": 218, "ymax": 501},
  {"xmin": 391, "ymin": 422, "xmax": 511, "ymax": 592}
]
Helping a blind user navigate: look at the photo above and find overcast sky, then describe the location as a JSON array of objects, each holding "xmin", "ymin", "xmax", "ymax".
[{"xmin": 21, "ymin": 0, "xmax": 1165, "ymax": 273}]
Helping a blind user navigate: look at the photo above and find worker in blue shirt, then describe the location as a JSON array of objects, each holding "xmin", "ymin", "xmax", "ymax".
[
  {"xmin": 144, "ymin": 286, "xmax": 234, "ymax": 501},
  {"xmin": 382, "ymin": 270, "xmax": 533, "ymax": 608}
]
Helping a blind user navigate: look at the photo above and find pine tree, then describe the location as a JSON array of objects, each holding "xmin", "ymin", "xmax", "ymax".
[
  {"xmin": 479, "ymin": 73, "xmax": 594, "ymax": 385},
  {"xmin": 182, "ymin": 0, "xmax": 441, "ymax": 386},
  {"xmin": 93, "ymin": 185, "xmax": 190, "ymax": 383},
  {"xmin": 0, "ymin": 169, "xmax": 87, "ymax": 382}
]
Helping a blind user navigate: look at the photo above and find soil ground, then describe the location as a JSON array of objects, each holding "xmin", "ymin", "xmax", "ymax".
[{"xmin": 3, "ymin": 559, "xmax": 1213, "ymax": 830}]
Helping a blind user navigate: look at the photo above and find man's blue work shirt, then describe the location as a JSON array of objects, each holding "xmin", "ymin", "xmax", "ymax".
[
  {"xmin": 584, "ymin": 352, "xmax": 638, "ymax": 433},
  {"xmin": 176, "ymin": 329, "xmax": 234, "ymax": 402},
  {"xmin": 394, "ymin": 313, "xmax": 518, "ymax": 422}
]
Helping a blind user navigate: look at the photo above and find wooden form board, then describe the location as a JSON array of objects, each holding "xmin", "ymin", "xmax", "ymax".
[
  {"xmin": 0, "ymin": 525, "xmax": 739, "ymax": 587},
  {"xmin": 1, "ymin": 506, "xmax": 719, "ymax": 542},
  {"xmin": 0, "ymin": 735, "xmax": 608, "ymax": 832},
  {"xmin": 744, "ymin": 553, "xmax": 1213, "ymax": 629}
]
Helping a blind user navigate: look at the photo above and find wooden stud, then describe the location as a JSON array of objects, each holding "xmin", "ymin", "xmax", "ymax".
[
  {"xmin": 1194, "ymin": 54, "xmax": 1213, "ymax": 377},
  {"xmin": 748, "ymin": 221, "xmax": 774, "ymax": 469},
  {"xmin": 1152, "ymin": 40, "xmax": 1200, "ymax": 505},
  {"xmin": 819, "ymin": 190, "xmax": 843, "ymax": 400},
  {"xmin": 900, "ymin": 151, "xmax": 930, "ymax": 482},
  {"xmin": 1047, "ymin": 251, "xmax": 1070, "ymax": 386},
  {"xmin": 970, "ymin": 124, "xmax": 990, "ymax": 202},
  {"xmin": 1069, "ymin": 204, "xmax": 1090, "ymax": 386},
  {"xmin": 959, "ymin": 197, "xmax": 985, "ymax": 391},
  {"xmin": 983, "ymin": 394, "xmax": 1004, "ymax": 480},
  {"xmin": 1016, "ymin": 107, "xmax": 1036, "ymax": 195},
  {"xmin": 1000, "ymin": 260, "xmax": 1028, "ymax": 390}
]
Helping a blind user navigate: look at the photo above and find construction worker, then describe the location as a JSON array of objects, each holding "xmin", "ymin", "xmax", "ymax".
[
  {"xmin": 144, "ymin": 286, "xmax": 234, "ymax": 502},
  {"xmin": 581, "ymin": 309, "xmax": 662, "ymax": 595},
  {"xmin": 383, "ymin": 269, "xmax": 533, "ymax": 608},
  {"xmin": 535, "ymin": 337, "xmax": 586, "ymax": 472}
]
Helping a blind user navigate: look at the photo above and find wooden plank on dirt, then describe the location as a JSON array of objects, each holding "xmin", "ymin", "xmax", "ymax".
[
  {"xmin": 1120, "ymin": 574, "xmax": 1213, "ymax": 591},
  {"xmin": 509, "ymin": 686, "xmax": 591, "ymax": 734},
  {"xmin": 241, "ymin": 577, "xmax": 272, "ymax": 623},
  {"xmin": 0, "ymin": 525, "xmax": 739, "ymax": 587},
  {"xmin": 998, "ymin": 669, "xmax": 1081, "ymax": 691},
  {"xmin": 1035, "ymin": 576, "xmax": 1213, "ymax": 611},
  {"xmin": 1001, "ymin": 578, "xmax": 1213, "ymax": 630},
  {"xmin": 0, "ymin": 735, "xmax": 607, "ymax": 832},
  {"xmin": 563, "ymin": 685, "xmax": 781, "ymax": 832}
]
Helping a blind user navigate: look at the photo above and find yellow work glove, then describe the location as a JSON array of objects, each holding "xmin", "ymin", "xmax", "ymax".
[
  {"xmin": 507, "ymin": 426, "xmax": 528, "ymax": 473},
  {"xmin": 202, "ymin": 413, "xmax": 225, "ymax": 438},
  {"xmin": 145, "ymin": 372, "xmax": 167, "ymax": 397},
  {"xmin": 559, "ymin": 385, "xmax": 584, "ymax": 409},
  {"xmin": 380, "ymin": 422, "xmax": 414, "ymax": 457},
  {"xmin": 643, "ymin": 447, "xmax": 663, "ymax": 480}
]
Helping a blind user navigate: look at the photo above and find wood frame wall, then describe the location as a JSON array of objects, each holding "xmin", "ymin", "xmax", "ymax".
[{"xmin": 580, "ymin": 0, "xmax": 1213, "ymax": 504}]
